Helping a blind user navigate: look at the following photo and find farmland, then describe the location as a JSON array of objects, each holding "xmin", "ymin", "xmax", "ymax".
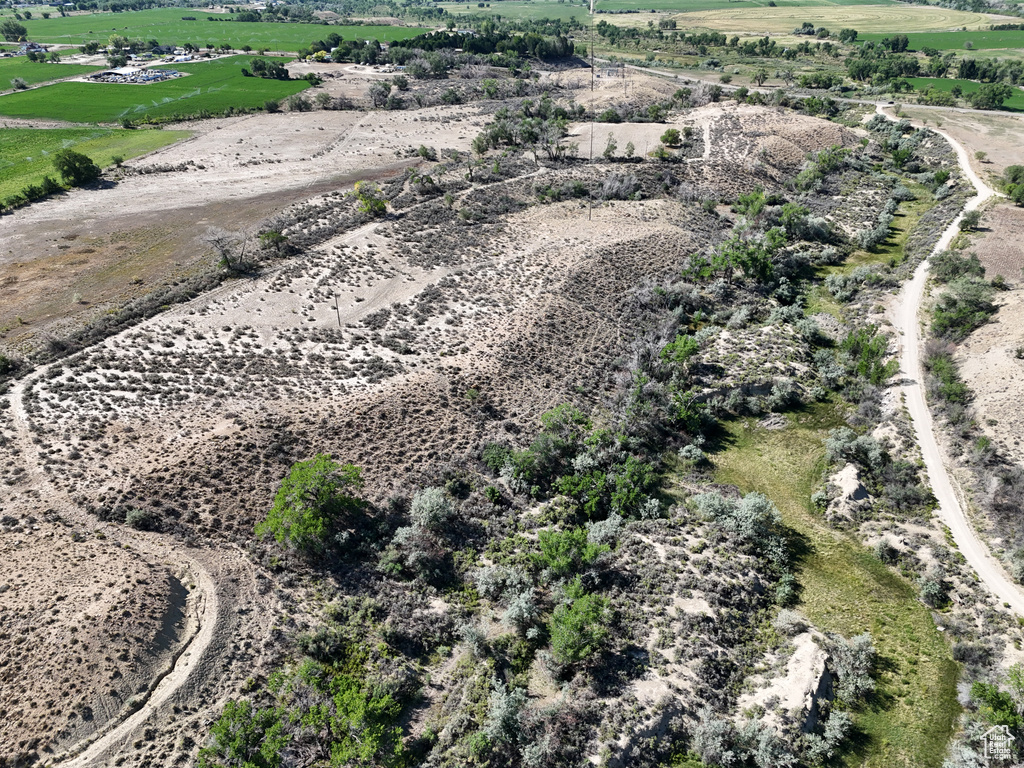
[
  {"xmin": 909, "ymin": 76, "xmax": 1024, "ymax": 110},
  {"xmin": 663, "ymin": 5, "xmax": 1012, "ymax": 35},
  {"xmin": 10, "ymin": 8, "xmax": 429, "ymax": 52},
  {"xmin": 859, "ymin": 29, "xmax": 1024, "ymax": 51},
  {"xmin": 0, "ymin": 56, "xmax": 310, "ymax": 123},
  {"xmin": 0, "ymin": 58, "xmax": 104, "ymax": 90},
  {"xmin": 0, "ymin": 127, "xmax": 189, "ymax": 201}
]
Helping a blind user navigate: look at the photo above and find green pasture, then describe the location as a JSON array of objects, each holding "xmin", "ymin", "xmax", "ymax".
[
  {"xmin": 0, "ymin": 58, "xmax": 104, "ymax": 90},
  {"xmin": 0, "ymin": 127, "xmax": 188, "ymax": 199},
  {"xmin": 6, "ymin": 8, "xmax": 428, "ymax": 52},
  {"xmin": 859, "ymin": 29, "xmax": 1024, "ymax": 51},
  {"xmin": 0, "ymin": 55, "xmax": 310, "ymax": 123},
  {"xmin": 909, "ymin": 76, "xmax": 1024, "ymax": 110},
  {"xmin": 711, "ymin": 406, "xmax": 959, "ymax": 768}
]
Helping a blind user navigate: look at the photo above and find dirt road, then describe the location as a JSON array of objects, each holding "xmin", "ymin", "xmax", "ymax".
[{"xmin": 889, "ymin": 109, "xmax": 1024, "ymax": 615}]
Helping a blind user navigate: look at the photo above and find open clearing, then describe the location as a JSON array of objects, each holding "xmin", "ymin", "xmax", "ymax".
[
  {"xmin": 0, "ymin": 127, "xmax": 189, "ymax": 201},
  {"xmin": 667, "ymin": 5, "xmax": 1015, "ymax": 34},
  {"xmin": 713, "ymin": 409, "xmax": 959, "ymax": 768},
  {"xmin": 0, "ymin": 58, "xmax": 104, "ymax": 90},
  {"xmin": 0, "ymin": 56, "xmax": 310, "ymax": 123},
  {"xmin": 12, "ymin": 8, "xmax": 429, "ymax": 52}
]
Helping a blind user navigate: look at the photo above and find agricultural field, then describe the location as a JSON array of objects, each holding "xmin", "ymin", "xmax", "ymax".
[
  {"xmin": 0, "ymin": 55, "xmax": 310, "ymax": 123},
  {"xmin": 858, "ymin": 29, "xmax": 1024, "ymax": 51},
  {"xmin": 438, "ymin": 0, "xmax": 904, "ymax": 24},
  {"xmin": 8, "ymin": 8, "xmax": 429, "ymax": 52},
  {"xmin": 0, "ymin": 127, "xmax": 189, "ymax": 201},
  {"xmin": 665, "ymin": 5, "xmax": 1013, "ymax": 34},
  {"xmin": 909, "ymin": 76, "xmax": 1024, "ymax": 110},
  {"xmin": 0, "ymin": 58, "xmax": 104, "ymax": 90}
]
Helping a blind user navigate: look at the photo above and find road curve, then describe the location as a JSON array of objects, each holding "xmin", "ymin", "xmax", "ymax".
[{"xmin": 888, "ymin": 109, "xmax": 1024, "ymax": 615}]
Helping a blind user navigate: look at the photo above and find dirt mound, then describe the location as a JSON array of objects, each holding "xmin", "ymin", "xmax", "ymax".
[{"xmin": 0, "ymin": 518, "xmax": 185, "ymax": 764}]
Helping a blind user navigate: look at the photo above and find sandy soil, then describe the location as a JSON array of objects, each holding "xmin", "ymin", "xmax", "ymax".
[
  {"xmin": 956, "ymin": 203, "xmax": 1024, "ymax": 467},
  {"xmin": 0, "ymin": 96, "xmax": 491, "ymax": 350},
  {"xmin": 899, "ymin": 106, "xmax": 1024, "ymax": 181}
]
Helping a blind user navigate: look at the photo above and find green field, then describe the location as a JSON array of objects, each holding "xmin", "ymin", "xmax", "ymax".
[
  {"xmin": 859, "ymin": 29, "xmax": 1024, "ymax": 51},
  {"xmin": 0, "ymin": 55, "xmax": 310, "ymax": 123},
  {"xmin": 711, "ymin": 407, "xmax": 959, "ymax": 768},
  {"xmin": 0, "ymin": 58, "xmax": 104, "ymax": 90},
  {"xmin": 909, "ymin": 76, "xmax": 1024, "ymax": 110},
  {"xmin": 7, "ymin": 8, "xmax": 428, "ymax": 52},
  {"xmin": 0, "ymin": 127, "xmax": 189, "ymax": 200}
]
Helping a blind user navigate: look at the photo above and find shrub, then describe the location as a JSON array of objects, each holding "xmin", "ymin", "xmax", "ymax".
[
  {"xmin": 255, "ymin": 456, "xmax": 364, "ymax": 557},
  {"xmin": 825, "ymin": 632, "xmax": 876, "ymax": 704},
  {"xmin": 409, "ymin": 487, "xmax": 454, "ymax": 532},
  {"xmin": 197, "ymin": 700, "xmax": 290, "ymax": 768},
  {"xmin": 930, "ymin": 250, "xmax": 984, "ymax": 283},
  {"xmin": 931, "ymin": 277, "xmax": 996, "ymax": 341},
  {"xmin": 549, "ymin": 578, "xmax": 610, "ymax": 664},
  {"xmin": 125, "ymin": 507, "xmax": 156, "ymax": 530},
  {"xmin": 774, "ymin": 608, "xmax": 808, "ymax": 636},
  {"xmin": 600, "ymin": 173, "xmax": 638, "ymax": 200},
  {"xmin": 534, "ymin": 527, "xmax": 609, "ymax": 580},
  {"xmin": 483, "ymin": 681, "xmax": 527, "ymax": 744}
]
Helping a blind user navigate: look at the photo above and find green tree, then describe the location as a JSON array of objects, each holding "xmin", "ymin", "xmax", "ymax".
[
  {"xmin": 1, "ymin": 20, "xmax": 28, "ymax": 41},
  {"xmin": 661, "ymin": 333, "xmax": 699, "ymax": 366},
  {"xmin": 660, "ymin": 128, "xmax": 682, "ymax": 147},
  {"xmin": 958, "ymin": 209, "xmax": 981, "ymax": 232},
  {"xmin": 353, "ymin": 181, "xmax": 387, "ymax": 217},
  {"xmin": 255, "ymin": 455, "xmax": 364, "ymax": 557},
  {"xmin": 197, "ymin": 700, "xmax": 290, "ymax": 768},
  {"xmin": 52, "ymin": 150, "xmax": 101, "ymax": 187},
  {"xmin": 968, "ymin": 82, "xmax": 1013, "ymax": 110}
]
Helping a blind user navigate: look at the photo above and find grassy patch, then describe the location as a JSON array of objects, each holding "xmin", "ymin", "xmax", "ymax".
[
  {"xmin": 0, "ymin": 127, "xmax": 189, "ymax": 200},
  {"xmin": 859, "ymin": 29, "xmax": 1024, "ymax": 51},
  {"xmin": 0, "ymin": 58, "xmax": 104, "ymax": 89},
  {"xmin": 825, "ymin": 181, "xmax": 936, "ymax": 277},
  {"xmin": 907, "ymin": 77, "xmax": 1024, "ymax": 112},
  {"xmin": 708, "ymin": 405, "xmax": 959, "ymax": 768},
  {"xmin": 9, "ymin": 8, "xmax": 428, "ymax": 51},
  {"xmin": 0, "ymin": 55, "xmax": 309, "ymax": 123}
]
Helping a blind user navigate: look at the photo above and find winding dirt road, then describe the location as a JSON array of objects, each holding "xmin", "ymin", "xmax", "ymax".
[
  {"xmin": 4, "ymin": 374, "xmax": 272, "ymax": 766},
  {"xmin": 889, "ymin": 109, "xmax": 1024, "ymax": 615}
]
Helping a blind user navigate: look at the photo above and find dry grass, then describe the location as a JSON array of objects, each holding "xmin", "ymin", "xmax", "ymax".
[{"xmin": 669, "ymin": 5, "xmax": 1012, "ymax": 34}]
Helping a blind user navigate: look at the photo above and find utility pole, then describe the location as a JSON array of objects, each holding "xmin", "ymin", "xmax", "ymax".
[
  {"xmin": 589, "ymin": 3, "xmax": 595, "ymax": 221},
  {"xmin": 334, "ymin": 293, "xmax": 342, "ymax": 329}
]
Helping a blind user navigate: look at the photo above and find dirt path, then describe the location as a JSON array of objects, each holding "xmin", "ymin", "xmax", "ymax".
[
  {"xmin": 888, "ymin": 107, "xmax": 1024, "ymax": 615},
  {"xmin": 4, "ymin": 374, "xmax": 262, "ymax": 766}
]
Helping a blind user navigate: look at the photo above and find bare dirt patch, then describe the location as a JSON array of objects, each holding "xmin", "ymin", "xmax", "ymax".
[
  {"xmin": 955, "ymin": 203, "xmax": 1024, "ymax": 467},
  {"xmin": 900, "ymin": 106, "xmax": 1024, "ymax": 181},
  {"xmin": 0, "ymin": 101, "xmax": 492, "ymax": 352}
]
